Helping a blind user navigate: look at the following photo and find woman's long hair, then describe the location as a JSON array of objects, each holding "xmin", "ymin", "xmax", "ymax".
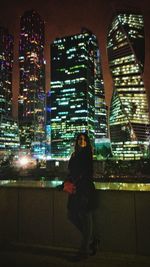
[{"xmin": 74, "ymin": 132, "xmax": 93, "ymax": 157}]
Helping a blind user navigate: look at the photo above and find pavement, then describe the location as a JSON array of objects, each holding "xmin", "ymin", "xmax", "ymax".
[{"xmin": 1, "ymin": 245, "xmax": 150, "ymax": 267}]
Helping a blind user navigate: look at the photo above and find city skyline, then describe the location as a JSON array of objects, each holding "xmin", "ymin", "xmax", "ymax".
[{"xmin": 0, "ymin": 0, "xmax": 150, "ymax": 118}]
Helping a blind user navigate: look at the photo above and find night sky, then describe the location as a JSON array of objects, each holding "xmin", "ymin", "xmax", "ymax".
[{"xmin": 0, "ymin": 0, "xmax": 150, "ymax": 118}]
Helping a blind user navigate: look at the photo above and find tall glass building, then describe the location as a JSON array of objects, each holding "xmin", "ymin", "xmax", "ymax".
[
  {"xmin": 45, "ymin": 91, "xmax": 51, "ymax": 157},
  {"xmin": 107, "ymin": 13, "xmax": 150, "ymax": 160},
  {"xmin": 50, "ymin": 29, "xmax": 107, "ymax": 158},
  {"xmin": 0, "ymin": 116, "xmax": 20, "ymax": 151},
  {"xmin": 0, "ymin": 27, "xmax": 13, "ymax": 117},
  {"xmin": 18, "ymin": 10, "xmax": 45, "ymax": 153},
  {"xmin": 0, "ymin": 27, "xmax": 20, "ymax": 153}
]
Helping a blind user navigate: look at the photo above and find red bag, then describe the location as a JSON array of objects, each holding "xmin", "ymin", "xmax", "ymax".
[{"xmin": 63, "ymin": 181, "xmax": 76, "ymax": 194}]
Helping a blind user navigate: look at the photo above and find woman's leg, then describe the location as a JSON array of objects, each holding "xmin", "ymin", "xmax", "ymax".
[
  {"xmin": 67, "ymin": 209, "xmax": 83, "ymax": 233},
  {"xmin": 79, "ymin": 211, "xmax": 93, "ymax": 254},
  {"xmin": 68, "ymin": 209, "xmax": 93, "ymax": 252}
]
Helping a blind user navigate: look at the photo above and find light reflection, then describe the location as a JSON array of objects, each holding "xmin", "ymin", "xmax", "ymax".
[
  {"xmin": 94, "ymin": 182, "xmax": 150, "ymax": 191},
  {"xmin": 0, "ymin": 180, "xmax": 150, "ymax": 191}
]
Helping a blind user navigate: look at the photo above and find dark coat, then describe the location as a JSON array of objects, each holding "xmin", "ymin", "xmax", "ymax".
[{"xmin": 67, "ymin": 148, "xmax": 96, "ymax": 212}]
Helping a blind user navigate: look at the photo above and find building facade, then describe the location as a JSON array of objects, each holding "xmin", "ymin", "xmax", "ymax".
[
  {"xmin": 0, "ymin": 27, "xmax": 13, "ymax": 118},
  {"xmin": 50, "ymin": 29, "xmax": 107, "ymax": 158},
  {"xmin": 0, "ymin": 27, "xmax": 20, "ymax": 154},
  {"xmin": 107, "ymin": 13, "xmax": 150, "ymax": 160},
  {"xmin": 45, "ymin": 91, "xmax": 51, "ymax": 157},
  {"xmin": 18, "ymin": 10, "xmax": 45, "ymax": 155},
  {"xmin": 0, "ymin": 115, "xmax": 20, "ymax": 151}
]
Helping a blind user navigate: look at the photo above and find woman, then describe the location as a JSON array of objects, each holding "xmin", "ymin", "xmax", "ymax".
[{"xmin": 64, "ymin": 132, "xmax": 98, "ymax": 260}]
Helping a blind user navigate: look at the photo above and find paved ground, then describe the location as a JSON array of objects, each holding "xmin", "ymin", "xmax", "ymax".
[{"xmin": 1, "ymin": 245, "xmax": 150, "ymax": 267}]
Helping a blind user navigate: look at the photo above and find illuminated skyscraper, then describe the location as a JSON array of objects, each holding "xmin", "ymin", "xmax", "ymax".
[
  {"xmin": 45, "ymin": 91, "xmax": 51, "ymax": 156},
  {"xmin": 0, "ymin": 116, "xmax": 20, "ymax": 151},
  {"xmin": 0, "ymin": 27, "xmax": 13, "ymax": 117},
  {"xmin": 18, "ymin": 10, "xmax": 45, "ymax": 152},
  {"xmin": 0, "ymin": 27, "xmax": 20, "ymax": 152},
  {"xmin": 107, "ymin": 13, "xmax": 150, "ymax": 160},
  {"xmin": 51, "ymin": 29, "xmax": 107, "ymax": 158}
]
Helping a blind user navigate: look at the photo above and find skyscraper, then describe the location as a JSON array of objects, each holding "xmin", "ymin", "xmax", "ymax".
[
  {"xmin": 50, "ymin": 29, "xmax": 107, "ymax": 158},
  {"xmin": 0, "ymin": 26, "xmax": 20, "ymax": 152},
  {"xmin": 0, "ymin": 116, "xmax": 20, "ymax": 151},
  {"xmin": 45, "ymin": 91, "xmax": 51, "ymax": 156},
  {"xmin": 107, "ymin": 13, "xmax": 150, "ymax": 160},
  {"xmin": 18, "ymin": 10, "xmax": 45, "ymax": 153},
  {"xmin": 0, "ymin": 27, "xmax": 13, "ymax": 118}
]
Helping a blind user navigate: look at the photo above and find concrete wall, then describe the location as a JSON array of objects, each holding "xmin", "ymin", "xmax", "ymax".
[{"xmin": 0, "ymin": 186, "xmax": 150, "ymax": 255}]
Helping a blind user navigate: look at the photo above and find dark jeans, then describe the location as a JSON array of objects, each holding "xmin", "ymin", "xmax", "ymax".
[{"xmin": 68, "ymin": 209, "xmax": 94, "ymax": 253}]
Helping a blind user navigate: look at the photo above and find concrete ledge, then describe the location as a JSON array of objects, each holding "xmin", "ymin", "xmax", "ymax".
[{"xmin": 0, "ymin": 185, "xmax": 150, "ymax": 255}]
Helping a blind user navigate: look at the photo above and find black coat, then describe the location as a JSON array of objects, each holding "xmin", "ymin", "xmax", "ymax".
[{"xmin": 67, "ymin": 149, "xmax": 96, "ymax": 212}]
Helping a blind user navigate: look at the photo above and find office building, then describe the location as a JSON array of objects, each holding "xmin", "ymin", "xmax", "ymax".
[
  {"xmin": 0, "ymin": 26, "xmax": 13, "ymax": 117},
  {"xmin": 0, "ymin": 27, "xmax": 20, "ymax": 153},
  {"xmin": 50, "ymin": 29, "xmax": 107, "ymax": 158},
  {"xmin": 0, "ymin": 115, "xmax": 20, "ymax": 151},
  {"xmin": 18, "ymin": 10, "xmax": 45, "ymax": 154},
  {"xmin": 45, "ymin": 91, "xmax": 51, "ymax": 156},
  {"xmin": 107, "ymin": 13, "xmax": 150, "ymax": 160}
]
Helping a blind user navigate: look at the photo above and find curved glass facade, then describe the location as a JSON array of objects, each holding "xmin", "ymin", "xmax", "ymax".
[{"xmin": 107, "ymin": 13, "xmax": 150, "ymax": 160}]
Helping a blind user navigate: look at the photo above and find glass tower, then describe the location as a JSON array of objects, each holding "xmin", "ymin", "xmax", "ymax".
[
  {"xmin": 50, "ymin": 29, "xmax": 107, "ymax": 158},
  {"xmin": 0, "ymin": 27, "xmax": 13, "ymax": 117},
  {"xmin": 0, "ymin": 117, "xmax": 20, "ymax": 151},
  {"xmin": 18, "ymin": 10, "xmax": 45, "ymax": 152},
  {"xmin": 45, "ymin": 91, "xmax": 51, "ymax": 156},
  {"xmin": 0, "ymin": 27, "xmax": 20, "ymax": 152},
  {"xmin": 107, "ymin": 13, "xmax": 150, "ymax": 160}
]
